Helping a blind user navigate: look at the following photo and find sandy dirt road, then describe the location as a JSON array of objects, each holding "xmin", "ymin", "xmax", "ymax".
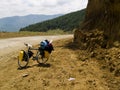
[{"xmin": 0, "ymin": 35, "xmax": 73, "ymax": 61}]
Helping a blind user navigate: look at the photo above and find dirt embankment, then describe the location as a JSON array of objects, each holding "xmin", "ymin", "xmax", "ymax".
[{"xmin": 0, "ymin": 37, "xmax": 120, "ymax": 90}]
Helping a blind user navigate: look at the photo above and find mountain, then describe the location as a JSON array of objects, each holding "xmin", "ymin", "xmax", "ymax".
[
  {"xmin": 20, "ymin": 9, "xmax": 86, "ymax": 32},
  {"xmin": 0, "ymin": 14, "xmax": 62, "ymax": 32}
]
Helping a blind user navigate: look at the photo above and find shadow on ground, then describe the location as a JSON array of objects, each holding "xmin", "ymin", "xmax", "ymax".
[
  {"xmin": 17, "ymin": 63, "xmax": 51, "ymax": 70},
  {"xmin": 64, "ymin": 41, "xmax": 80, "ymax": 50}
]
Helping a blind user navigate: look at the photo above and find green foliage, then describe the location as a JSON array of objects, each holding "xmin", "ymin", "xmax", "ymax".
[
  {"xmin": 46, "ymin": 29, "xmax": 66, "ymax": 35},
  {"xmin": 20, "ymin": 9, "xmax": 86, "ymax": 32}
]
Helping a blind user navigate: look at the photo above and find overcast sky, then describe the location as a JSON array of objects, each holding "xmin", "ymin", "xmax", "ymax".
[{"xmin": 0, "ymin": 0, "xmax": 88, "ymax": 18}]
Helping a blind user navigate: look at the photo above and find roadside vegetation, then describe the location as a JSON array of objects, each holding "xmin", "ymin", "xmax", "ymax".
[{"xmin": 0, "ymin": 29, "xmax": 71, "ymax": 39}]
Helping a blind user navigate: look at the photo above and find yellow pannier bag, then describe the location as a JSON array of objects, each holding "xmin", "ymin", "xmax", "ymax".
[
  {"xmin": 19, "ymin": 50, "xmax": 24, "ymax": 61},
  {"xmin": 44, "ymin": 51, "xmax": 50, "ymax": 58}
]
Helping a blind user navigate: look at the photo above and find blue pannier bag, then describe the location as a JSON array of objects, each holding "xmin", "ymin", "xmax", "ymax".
[{"xmin": 40, "ymin": 40, "xmax": 47, "ymax": 49}]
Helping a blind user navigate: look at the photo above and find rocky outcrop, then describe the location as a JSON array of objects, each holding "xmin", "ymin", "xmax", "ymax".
[
  {"xmin": 74, "ymin": 0, "xmax": 120, "ymax": 47},
  {"xmin": 74, "ymin": 29, "xmax": 108, "ymax": 51},
  {"xmin": 73, "ymin": 0, "xmax": 120, "ymax": 79}
]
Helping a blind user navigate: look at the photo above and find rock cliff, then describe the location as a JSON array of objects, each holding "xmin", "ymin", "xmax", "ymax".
[{"xmin": 74, "ymin": 0, "xmax": 120, "ymax": 48}]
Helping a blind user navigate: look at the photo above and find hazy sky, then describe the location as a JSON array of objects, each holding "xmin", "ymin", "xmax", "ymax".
[{"xmin": 0, "ymin": 0, "xmax": 88, "ymax": 18}]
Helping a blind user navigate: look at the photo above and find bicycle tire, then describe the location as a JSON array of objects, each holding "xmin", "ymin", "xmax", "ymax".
[
  {"xmin": 37, "ymin": 57, "xmax": 48, "ymax": 64},
  {"xmin": 18, "ymin": 51, "xmax": 29, "ymax": 68},
  {"xmin": 36, "ymin": 51, "xmax": 49, "ymax": 64}
]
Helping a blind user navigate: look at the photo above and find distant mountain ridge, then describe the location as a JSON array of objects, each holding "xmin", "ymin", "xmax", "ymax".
[
  {"xmin": 20, "ymin": 9, "xmax": 86, "ymax": 32},
  {"xmin": 0, "ymin": 14, "xmax": 62, "ymax": 32}
]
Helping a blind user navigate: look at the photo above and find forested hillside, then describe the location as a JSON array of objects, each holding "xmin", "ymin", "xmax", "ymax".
[{"xmin": 20, "ymin": 9, "xmax": 85, "ymax": 32}]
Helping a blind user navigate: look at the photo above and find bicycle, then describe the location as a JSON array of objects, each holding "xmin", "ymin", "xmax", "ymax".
[{"xmin": 18, "ymin": 43, "xmax": 51, "ymax": 68}]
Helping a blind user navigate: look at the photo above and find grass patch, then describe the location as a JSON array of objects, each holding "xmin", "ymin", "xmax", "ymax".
[
  {"xmin": 0, "ymin": 30, "xmax": 71, "ymax": 39},
  {"xmin": 0, "ymin": 31, "xmax": 42, "ymax": 39},
  {"xmin": 46, "ymin": 29, "xmax": 66, "ymax": 35}
]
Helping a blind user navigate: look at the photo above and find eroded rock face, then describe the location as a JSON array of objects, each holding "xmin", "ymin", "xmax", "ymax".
[
  {"xmin": 75, "ymin": 0, "xmax": 120, "ymax": 47},
  {"xmin": 82, "ymin": 0, "xmax": 120, "ymax": 30},
  {"xmin": 74, "ymin": 29, "xmax": 108, "ymax": 51}
]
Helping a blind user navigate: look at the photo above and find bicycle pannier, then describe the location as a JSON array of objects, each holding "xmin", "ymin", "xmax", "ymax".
[
  {"xmin": 19, "ymin": 50, "xmax": 25, "ymax": 61},
  {"xmin": 28, "ymin": 51, "xmax": 33, "ymax": 58},
  {"xmin": 40, "ymin": 41, "xmax": 47, "ymax": 49},
  {"xmin": 44, "ymin": 50, "xmax": 49, "ymax": 58}
]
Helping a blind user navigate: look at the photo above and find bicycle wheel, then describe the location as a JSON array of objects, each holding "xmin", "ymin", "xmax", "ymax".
[
  {"xmin": 18, "ymin": 50, "xmax": 29, "ymax": 68},
  {"xmin": 36, "ymin": 51, "xmax": 49, "ymax": 64}
]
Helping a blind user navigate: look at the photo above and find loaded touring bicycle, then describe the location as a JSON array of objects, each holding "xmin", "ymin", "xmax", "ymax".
[{"xmin": 18, "ymin": 40, "xmax": 54, "ymax": 68}]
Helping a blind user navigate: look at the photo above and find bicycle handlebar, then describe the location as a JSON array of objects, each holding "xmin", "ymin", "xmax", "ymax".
[
  {"xmin": 24, "ymin": 43, "xmax": 32, "ymax": 48},
  {"xmin": 24, "ymin": 43, "xmax": 39, "ymax": 51}
]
